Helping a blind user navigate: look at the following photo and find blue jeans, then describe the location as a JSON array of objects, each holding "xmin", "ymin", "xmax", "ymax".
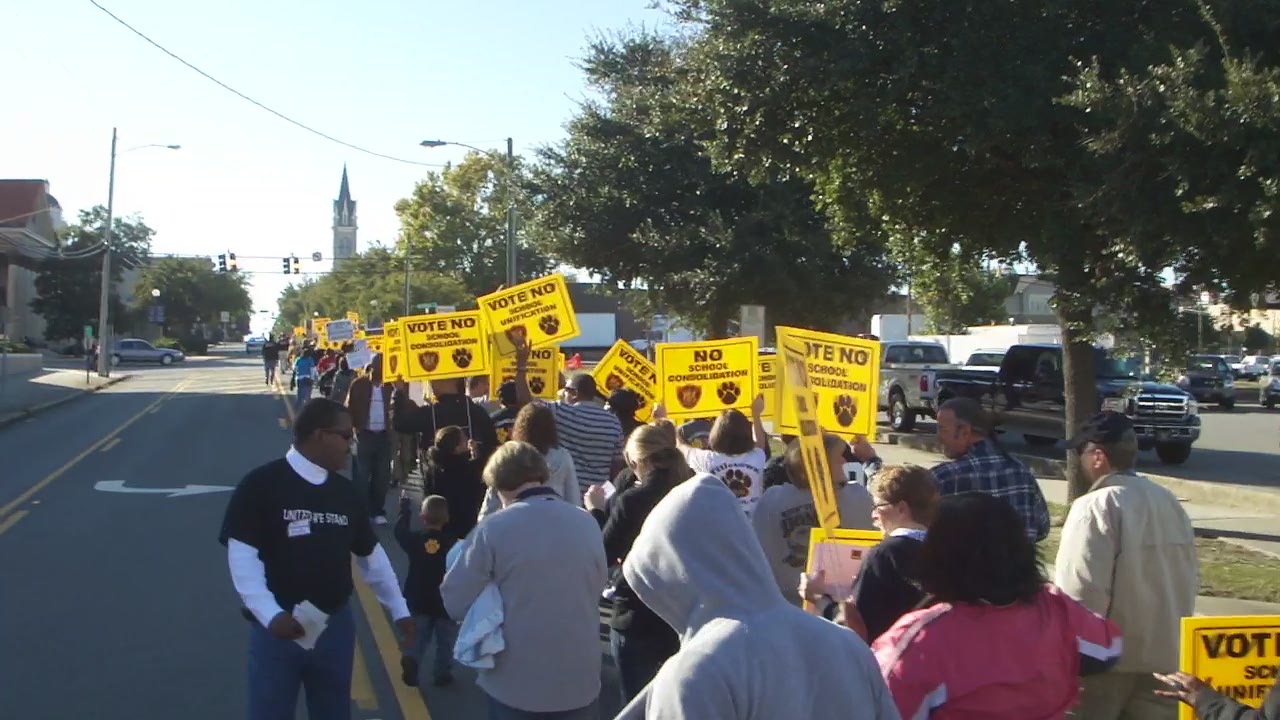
[
  {"xmin": 355, "ymin": 430, "xmax": 392, "ymax": 519},
  {"xmin": 297, "ymin": 378, "xmax": 313, "ymax": 404},
  {"xmin": 264, "ymin": 358, "xmax": 276, "ymax": 383},
  {"xmin": 487, "ymin": 695, "xmax": 599, "ymax": 720},
  {"xmin": 247, "ymin": 604, "xmax": 354, "ymax": 720},
  {"xmin": 406, "ymin": 614, "xmax": 458, "ymax": 681},
  {"xmin": 610, "ymin": 627, "xmax": 678, "ymax": 705}
]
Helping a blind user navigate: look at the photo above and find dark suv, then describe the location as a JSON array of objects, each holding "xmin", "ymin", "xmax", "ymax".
[{"xmin": 1178, "ymin": 355, "xmax": 1236, "ymax": 410}]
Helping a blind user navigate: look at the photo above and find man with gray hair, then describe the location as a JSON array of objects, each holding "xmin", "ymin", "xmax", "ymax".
[
  {"xmin": 1055, "ymin": 411, "xmax": 1198, "ymax": 720},
  {"xmin": 441, "ymin": 441, "xmax": 607, "ymax": 719}
]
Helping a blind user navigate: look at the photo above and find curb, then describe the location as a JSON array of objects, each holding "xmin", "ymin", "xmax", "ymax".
[
  {"xmin": 882, "ymin": 431, "xmax": 1280, "ymax": 515},
  {"xmin": 0, "ymin": 374, "xmax": 132, "ymax": 431}
]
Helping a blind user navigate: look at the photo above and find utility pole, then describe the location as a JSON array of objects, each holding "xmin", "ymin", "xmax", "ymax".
[
  {"xmin": 506, "ymin": 137, "xmax": 516, "ymax": 287},
  {"xmin": 96, "ymin": 127, "xmax": 118, "ymax": 378},
  {"xmin": 403, "ymin": 253, "xmax": 411, "ymax": 316}
]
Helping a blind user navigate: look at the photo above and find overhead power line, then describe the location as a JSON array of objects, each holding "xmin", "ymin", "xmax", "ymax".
[{"xmin": 88, "ymin": 0, "xmax": 447, "ymax": 168}]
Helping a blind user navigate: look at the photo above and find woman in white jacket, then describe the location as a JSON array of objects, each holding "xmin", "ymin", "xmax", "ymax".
[{"xmin": 478, "ymin": 403, "xmax": 579, "ymax": 521}]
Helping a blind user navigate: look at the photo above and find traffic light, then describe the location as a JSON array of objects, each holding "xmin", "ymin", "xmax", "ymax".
[
  {"xmin": 217, "ymin": 254, "xmax": 227, "ymax": 273},
  {"xmin": 227, "ymin": 253, "xmax": 238, "ymax": 272},
  {"xmin": 281, "ymin": 257, "xmax": 291, "ymax": 274},
  {"xmin": 291, "ymin": 256, "xmax": 301, "ymax": 275}
]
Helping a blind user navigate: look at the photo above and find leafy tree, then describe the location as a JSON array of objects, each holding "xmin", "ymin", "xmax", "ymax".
[
  {"xmin": 1243, "ymin": 324, "xmax": 1275, "ymax": 355},
  {"xmin": 394, "ymin": 155, "xmax": 552, "ymax": 299},
  {"xmin": 899, "ymin": 246, "xmax": 1017, "ymax": 334},
  {"xmin": 31, "ymin": 206, "xmax": 152, "ymax": 341},
  {"xmin": 132, "ymin": 257, "xmax": 253, "ymax": 337},
  {"xmin": 526, "ymin": 31, "xmax": 895, "ymax": 337},
  {"xmin": 664, "ymin": 0, "xmax": 1280, "ymax": 496},
  {"xmin": 272, "ymin": 246, "xmax": 471, "ymax": 335}
]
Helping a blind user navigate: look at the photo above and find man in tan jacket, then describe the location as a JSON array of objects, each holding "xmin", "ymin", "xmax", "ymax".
[
  {"xmin": 347, "ymin": 358, "xmax": 394, "ymax": 524},
  {"xmin": 1056, "ymin": 412, "xmax": 1199, "ymax": 719}
]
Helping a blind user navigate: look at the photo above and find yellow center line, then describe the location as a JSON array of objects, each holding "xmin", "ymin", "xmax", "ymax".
[
  {"xmin": 0, "ymin": 510, "xmax": 29, "ymax": 536},
  {"xmin": 352, "ymin": 564, "xmax": 432, "ymax": 720},
  {"xmin": 351, "ymin": 641, "xmax": 379, "ymax": 711},
  {"xmin": 0, "ymin": 377, "xmax": 193, "ymax": 521},
  {"xmin": 99, "ymin": 438, "xmax": 121, "ymax": 453}
]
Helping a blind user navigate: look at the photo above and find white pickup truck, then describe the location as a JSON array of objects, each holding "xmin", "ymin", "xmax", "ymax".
[{"xmin": 878, "ymin": 341, "xmax": 956, "ymax": 432}]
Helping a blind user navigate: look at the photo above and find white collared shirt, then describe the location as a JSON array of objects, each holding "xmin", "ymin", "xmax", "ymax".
[
  {"xmin": 286, "ymin": 446, "xmax": 328, "ymax": 485},
  {"xmin": 368, "ymin": 390, "xmax": 386, "ymax": 432}
]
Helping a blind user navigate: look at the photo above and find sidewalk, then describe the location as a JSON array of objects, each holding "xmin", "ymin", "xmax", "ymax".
[
  {"xmin": 0, "ymin": 368, "xmax": 130, "ymax": 429},
  {"xmin": 872, "ymin": 441, "xmax": 1280, "ymax": 618}
]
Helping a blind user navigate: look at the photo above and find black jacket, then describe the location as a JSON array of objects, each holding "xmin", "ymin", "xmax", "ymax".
[
  {"xmin": 849, "ymin": 534, "xmax": 926, "ymax": 641},
  {"xmin": 394, "ymin": 497, "xmax": 457, "ymax": 617},
  {"xmin": 424, "ymin": 452, "xmax": 486, "ymax": 540},
  {"xmin": 591, "ymin": 479, "xmax": 679, "ymax": 643},
  {"xmin": 393, "ymin": 392, "xmax": 499, "ymax": 462},
  {"xmin": 1196, "ymin": 677, "xmax": 1279, "ymax": 720}
]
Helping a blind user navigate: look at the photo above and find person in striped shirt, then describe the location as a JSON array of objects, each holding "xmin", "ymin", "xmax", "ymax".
[{"xmin": 514, "ymin": 341, "xmax": 624, "ymax": 494}]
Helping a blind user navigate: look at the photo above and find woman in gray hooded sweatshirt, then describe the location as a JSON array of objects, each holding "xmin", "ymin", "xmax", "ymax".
[
  {"xmin": 617, "ymin": 472, "xmax": 901, "ymax": 720},
  {"xmin": 476, "ymin": 403, "xmax": 579, "ymax": 521}
]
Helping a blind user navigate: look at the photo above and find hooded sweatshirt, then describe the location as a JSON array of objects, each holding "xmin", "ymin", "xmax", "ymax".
[
  {"xmin": 617, "ymin": 474, "xmax": 900, "ymax": 720},
  {"xmin": 476, "ymin": 445, "xmax": 581, "ymax": 522}
]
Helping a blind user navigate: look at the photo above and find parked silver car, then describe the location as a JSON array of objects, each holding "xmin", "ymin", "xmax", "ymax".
[{"xmin": 111, "ymin": 338, "xmax": 185, "ymax": 366}]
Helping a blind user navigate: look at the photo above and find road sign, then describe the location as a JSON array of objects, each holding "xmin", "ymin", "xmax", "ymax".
[
  {"xmin": 219, "ymin": 311, "xmax": 231, "ymax": 323},
  {"xmin": 148, "ymin": 305, "xmax": 165, "ymax": 323},
  {"xmin": 311, "ymin": 251, "xmax": 323, "ymax": 262},
  {"xmin": 94, "ymin": 480, "xmax": 233, "ymax": 498},
  {"xmin": 83, "ymin": 325, "xmax": 94, "ymax": 340}
]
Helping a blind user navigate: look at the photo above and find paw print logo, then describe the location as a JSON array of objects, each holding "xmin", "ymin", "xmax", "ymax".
[
  {"xmin": 389, "ymin": 355, "xmax": 400, "ymax": 374},
  {"xmin": 605, "ymin": 373, "xmax": 625, "ymax": 391},
  {"xmin": 529, "ymin": 376, "xmax": 546, "ymax": 395},
  {"xmin": 832, "ymin": 394, "xmax": 858, "ymax": 427},
  {"xmin": 417, "ymin": 351, "xmax": 440, "ymax": 372},
  {"xmin": 722, "ymin": 468, "xmax": 751, "ymax": 499},
  {"xmin": 716, "ymin": 381, "xmax": 741, "ymax": 406},
  {"xmin": 676, "ymin": 384, "xmax": 702, "ymax": 409},
  {"xmin": 504, "ymin": 325, "xmax": 528, "ymax": 345},
  {"xmin": 452, "ymin": 347, "xmax": 474, "ymax": 369},
  {"xmin": 424, "ymin": 539, "xmax": 441, "ymax": 555},
  {"xmin": 538, "ymin": 315, "xmax": 560, "ymax": 336}
]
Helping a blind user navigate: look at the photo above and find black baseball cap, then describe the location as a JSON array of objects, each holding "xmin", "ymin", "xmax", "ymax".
[
  {"xmin": 497, "ymin": 380, "xmax": 518, "ymax": 406},
  {"xmin": 1064, "ymin": 411, "xmax": 1134, "ymax": 450},
  {"xmin": 606, "ymin": 388, "xmax": 641, "ymax": 416}
]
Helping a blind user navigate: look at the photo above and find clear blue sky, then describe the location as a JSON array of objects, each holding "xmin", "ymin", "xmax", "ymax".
[{"xmin": 4, "ymin": 0, "xmax": 668, "ymax": 333}]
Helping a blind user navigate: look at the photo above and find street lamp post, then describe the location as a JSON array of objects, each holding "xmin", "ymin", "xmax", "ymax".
[
  {"xmin": 419, "ymin": 137, "xmax": 517, "ymax": 287},
  {"xmin": 95, "ymin": 128, "xmax": 181, "ymax": 377}
]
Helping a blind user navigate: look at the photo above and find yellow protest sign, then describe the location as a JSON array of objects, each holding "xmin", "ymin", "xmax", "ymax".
[
  {"xmin": 774, "ymin": 326, "xmax": 880, "ymax": 440},
  {"xmin": 593, "ymin": 340, "xmax": 659, "ymax": 423},
  {"xmin": 491, "ymin": 344, "xmax": 560, "ymax": 400},
  {"xmin": 401, "ymin": 310, "xmax": 489, "ymax": 381},
  {"xmin": 804, "ymin": 528, "xmax": 883, "ymax": 614},
  {"xmin": 758, "ymin": 354, "xmax": 778, "ymax": 420},
  {"xmin": 781, "ymin": 336, "xmax": 840, "ymax": 531},
  {"xmin": 1178, "ymin": 615, "xmax": 1280, "ymax": 720},
  {"xmin": 346, "ymin": 311, "xmax": 360, "ymax": 324},
  {"xmin": 656, "ymin": 337, "xmax": 758, "ymax": 421},
  {"xmin": 381, "ymin": 321, "xmax": 406, "ymax": 382},
  {"xmin": 292, "ymin": 326, "xmax": 305, "ymax": 339},
  {"xmin": 312, "ymin": 317, "xmax": 330, "ymax": 338},
  {"xmin": 479, "ymin": 273, "xmax": 581, "ymax": 357}
]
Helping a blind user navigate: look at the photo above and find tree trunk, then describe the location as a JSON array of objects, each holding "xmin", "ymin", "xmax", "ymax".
[{"xmin": 1059, "ymin": 304, "xmax": 1098, "ymax": 501}]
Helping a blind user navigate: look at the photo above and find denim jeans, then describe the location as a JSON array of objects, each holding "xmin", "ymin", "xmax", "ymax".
[
  {"xmin": 264, "ymin": 358, "xmax": 276, "ymax": 383},
  {"xmin": 355, "ymin": 430, "xmax": 392, "ymax": 518},
  {"xmin": 609, "ymin": 627, "xmax": 679, "ymax": 705},
  {"xmin": 247, "ymin": 604, "xmax": 354, "ymax": 720},
  {"xmin": 487, "ymin": 695, "xmax": 599, "ymax": 720},
  {"xmin": 297, "ymin": 378, "xmax": 313, "ymax": 404},
  {"xmin": 405, "ymin": 614, "xmax": 458, "ymax": 681}
]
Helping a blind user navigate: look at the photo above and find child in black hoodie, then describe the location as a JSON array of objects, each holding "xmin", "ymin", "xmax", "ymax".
[
  {"xmin": 395, "ymin": 493, "xmax": 459, "ymax": 687},
  {"xmin": 423, "ymin": 426, "xmax": 486, "ymax": 539}
]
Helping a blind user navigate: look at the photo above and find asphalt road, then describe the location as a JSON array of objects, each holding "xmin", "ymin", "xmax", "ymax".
[
  {"xmin": 889, "ymin": 385, "xmax": 1280, "ymax": 493},
  {"xmin": 0, "ymin": 351, "xmax": 622, "ymax": 720}
]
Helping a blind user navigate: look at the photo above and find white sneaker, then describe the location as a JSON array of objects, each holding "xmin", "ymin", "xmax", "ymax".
[{"xmin": 373, "ymin": 515, "xmax": 388, "ymax": 526}]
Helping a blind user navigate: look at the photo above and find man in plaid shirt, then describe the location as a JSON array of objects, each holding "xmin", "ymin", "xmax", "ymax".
[{"xmin": 857, "ymin": 397, "xmax": 1050, "ymax": 542}]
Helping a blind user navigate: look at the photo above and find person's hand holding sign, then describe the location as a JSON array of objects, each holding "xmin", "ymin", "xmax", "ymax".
[{"xmin": 1152, "ymin": 672, "xmax": 1211, "ymax": 706}]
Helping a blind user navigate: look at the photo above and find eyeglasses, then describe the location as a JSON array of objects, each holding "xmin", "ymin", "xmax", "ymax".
[{"xmin": 873, "ymin": 501, "xmax": 894, "ymax": 510}]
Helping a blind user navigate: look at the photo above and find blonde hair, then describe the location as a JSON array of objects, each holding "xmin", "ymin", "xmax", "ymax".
[
  {"xmin": 483, "ymin": 441, "xmax": 549, "ymax": 493},
  {"xmin": 627, "ymin": 423, "xmax": 692, "ymax": 490},
  {"xmin": 782, "ymin": 434, "xmax": 847, "ymax": 490},
  {"xmin": 869, "ymin": 464, "xmax": 940, "ymax": 525}
]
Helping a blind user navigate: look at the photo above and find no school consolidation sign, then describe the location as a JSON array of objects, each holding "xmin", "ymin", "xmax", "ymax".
[
  {"xmin": 401, "ymin": 310, "xmax": 489, "ymax": 381},
  {"xmin": 593, "ymin": 340, "xmax": 659, "ymax": 423},
  {"xmin": 774, "ymin": 327, "xmax": 880, "ymax": 440},
  {"xmin": 656, "ymin": 337, "xmax": 758, "ymax": 421}
]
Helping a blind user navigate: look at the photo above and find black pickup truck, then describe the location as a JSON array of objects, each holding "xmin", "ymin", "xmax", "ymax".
[{"xmin": 934, "ymin": 344, "xmax": 1202, "ymax": 464}]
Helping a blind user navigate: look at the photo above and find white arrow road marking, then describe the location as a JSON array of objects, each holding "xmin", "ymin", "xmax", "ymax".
[{"xmin": 93, "ymin": 481, "xmax": 234, "ymax": 498}]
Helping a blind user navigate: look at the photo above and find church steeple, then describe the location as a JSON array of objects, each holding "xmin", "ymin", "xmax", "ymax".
[{"xmin": 332, "ymin": 165, "xmax": 358, "ymax": 266}]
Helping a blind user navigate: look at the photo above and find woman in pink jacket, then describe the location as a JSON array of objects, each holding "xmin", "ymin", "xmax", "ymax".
[{"xmin": 873, "ymin": 492, "xmax": 1124, "ymax": 719}]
